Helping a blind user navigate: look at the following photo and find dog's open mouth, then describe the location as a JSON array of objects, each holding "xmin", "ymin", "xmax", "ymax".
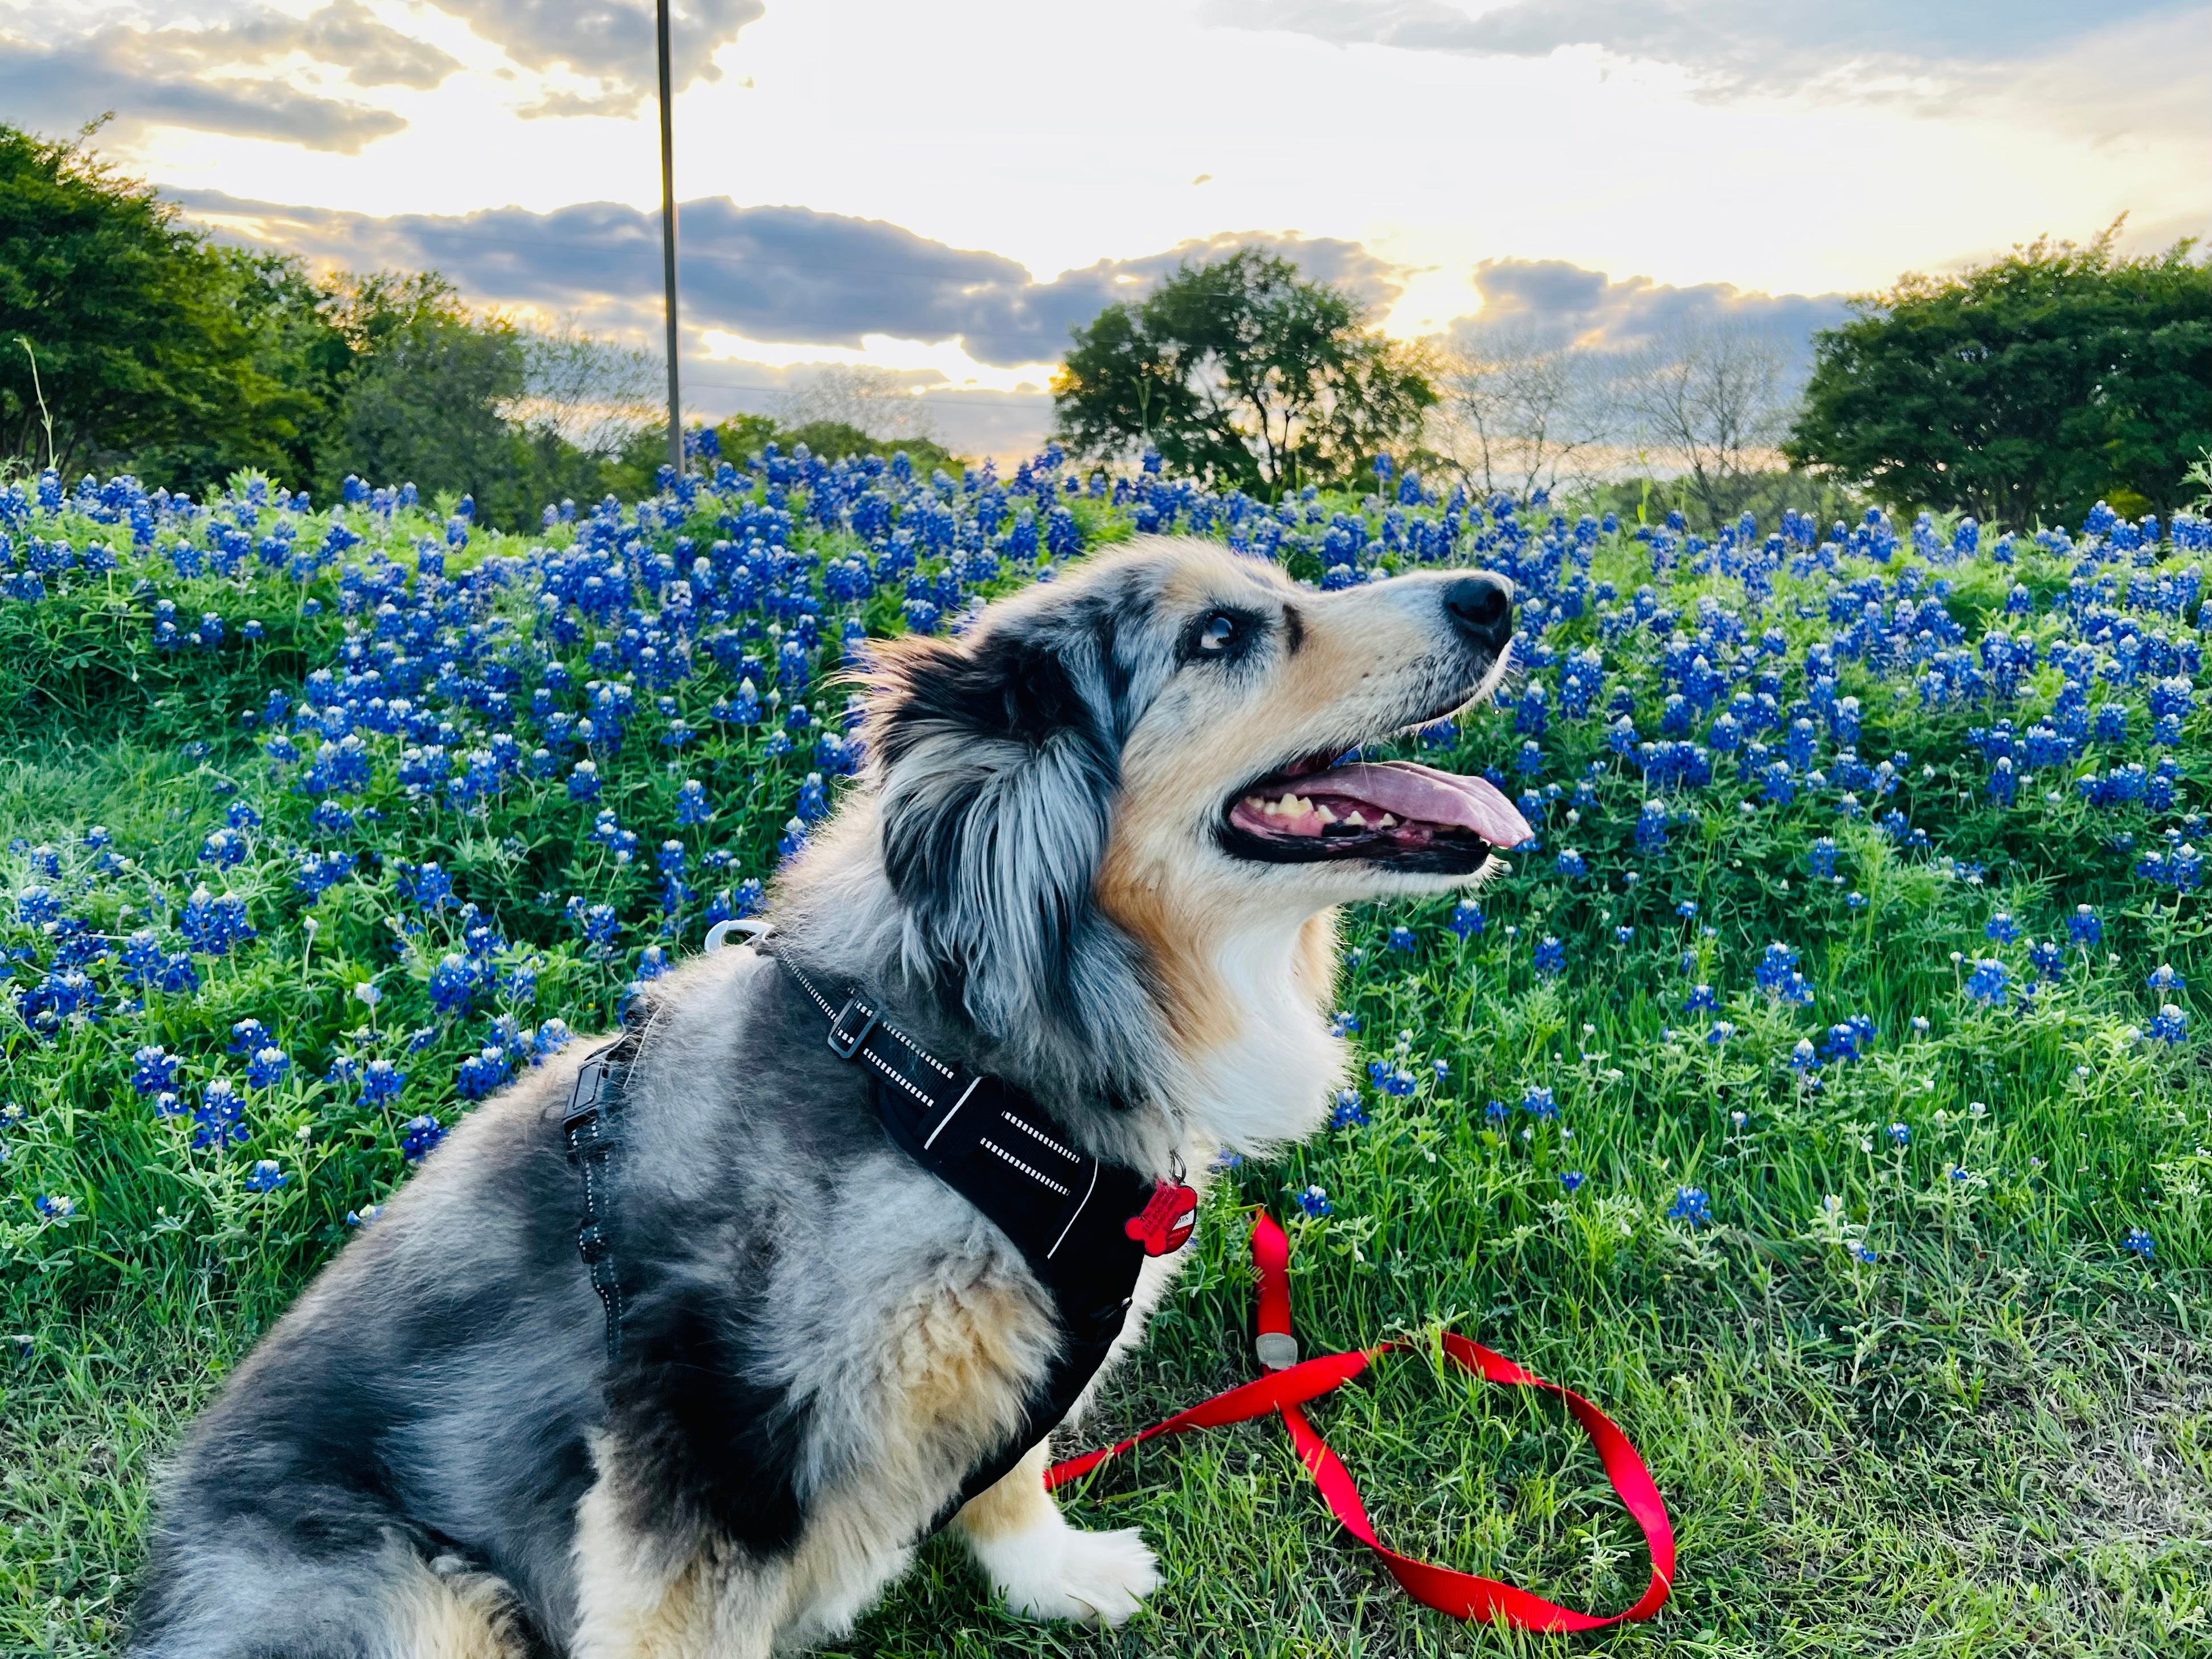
[{"xmin": 1219, "ymin": 751, "xmax": 1534, "ymax": 872}]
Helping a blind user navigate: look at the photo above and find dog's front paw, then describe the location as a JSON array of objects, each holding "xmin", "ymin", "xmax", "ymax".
[{"xmin": 972, "ymin": 1516, "xmax": 1159, "ymax": 1626}]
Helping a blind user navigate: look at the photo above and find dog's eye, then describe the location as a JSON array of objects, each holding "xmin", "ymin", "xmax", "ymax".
[{"xmin": 1193, "ymin": 611, "xmax": 1244, "ymax": 656}]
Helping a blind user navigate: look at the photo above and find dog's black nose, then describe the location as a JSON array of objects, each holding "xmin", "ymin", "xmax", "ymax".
[{"xmin": 1444, "ymin": 574, "xmax": 1513, "ymax": 652}]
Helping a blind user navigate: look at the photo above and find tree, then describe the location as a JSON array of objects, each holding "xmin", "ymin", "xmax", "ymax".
[
  {"xmin": 0, "ymin": 121, "xmax": 331, "ymax": 483},
  {"xmin": 1620, "ymin": 324, "xmax": 1797, "ymax": 530},
  {"xmin": 314, "ymin": 271, "xmax": 545, "ymax": 525},
  {"xmin": 1432, "ymin": 322, "xmax": 1614, "ymax": 501},
  {"xmin": 1786, "ymin": 229, "xmax": 2212, "ymax": 526},
  {"xmin": 1052, "ymin": 250, "xmax": 1436, "ymax": 496}
]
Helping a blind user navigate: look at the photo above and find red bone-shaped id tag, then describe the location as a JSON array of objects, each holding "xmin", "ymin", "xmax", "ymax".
[{"xmin": 1124, "ymin": 1179, "xmax": 1199, "ymax": 1256}]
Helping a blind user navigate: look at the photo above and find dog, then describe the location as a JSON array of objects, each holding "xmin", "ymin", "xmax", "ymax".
[{"xmin": 129, "ymin": 534, "xmax": 1522, "ymax": 1657}]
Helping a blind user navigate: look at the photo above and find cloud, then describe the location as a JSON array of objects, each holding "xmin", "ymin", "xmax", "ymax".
[
  {"xmin": 1207, "ymin": 0, "xmax": 2201, "ymax": 93},
  {"xmin": 0, "ymin": 4, "xmax": 456, "ymax": 153},
  {"xmin": 432, "ymin": 0, "xmax": 766, "ymax": 116},
  {"xmin": 1450, "ymin": 256, "xmax": 1849, "ymax": 366},
  {"xmin": 175, "ymin": 190, "xmax": 1401, "ymax": 369}
]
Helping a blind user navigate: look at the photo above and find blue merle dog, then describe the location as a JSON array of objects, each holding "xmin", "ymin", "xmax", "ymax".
[{"xmin": 130, "ymin": 536, "xmax": 1521, "ymax": 1657}]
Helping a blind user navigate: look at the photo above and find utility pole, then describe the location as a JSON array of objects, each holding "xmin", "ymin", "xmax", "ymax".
[{"xmin": 656, "ymin": 0, "xmax": 682, "ymax": 477}]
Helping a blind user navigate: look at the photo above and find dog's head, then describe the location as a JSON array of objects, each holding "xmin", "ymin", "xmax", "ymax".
[{"xmin": 836, "ymin": 536, "xmax": 1523, "ymax": 1118}]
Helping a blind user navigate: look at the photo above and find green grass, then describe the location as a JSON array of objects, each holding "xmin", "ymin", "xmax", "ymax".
[{"xmin": 1, "ymin": 472, "xmax": 2206, "ymax": 1656}]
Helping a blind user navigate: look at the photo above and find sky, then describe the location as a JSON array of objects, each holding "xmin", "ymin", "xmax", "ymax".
[{"xmin": 9, "ymin": 0, "xmax": 2207, "ymax": 457}]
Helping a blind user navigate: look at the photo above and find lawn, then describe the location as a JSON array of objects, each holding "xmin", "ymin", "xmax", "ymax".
[{"xmin": 1, "ymin": 455, "xmax": 2206, "ymax": 1657}]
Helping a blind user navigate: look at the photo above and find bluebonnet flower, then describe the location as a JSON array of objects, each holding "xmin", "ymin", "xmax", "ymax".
[
  {"xmin": 1532, "ymin": 935, "xmax": 1565, "ymax": 975},
  {"xmin": 1669, "ymin": 1187, "xmax": 1712, "ymax": 1225},
  {"xmin": 1556, "ymin": 849, "xmax": 1587, "ymax": 880},
  {"xmin": 1387, "ymin": 924, "xmax": 1416, "ymax": 953},
  {"xmin": 1846, "ymin": 890, "xmax": 1866, "ymax": 909},
  {"xmin": 428, "ymin": 953, "xmax": 481, "ymax": 1016},
  {"xmin": 636, "ymin": 945, "xmax": 670, "ymax": 980},
  {"xmin": 568, "ymin": 761, "xmax": 601, "ymax": 802},
  {"xmin": 1808, "ymin": 837, "xmax": 1839, "ymax": 880},
  {"xmin": 675, "ymin": 778, "xmax": 712, "ymax": 825},
  {"xmin": 244, "ymin": 1160, "xmax": 287, "ymax": 1192},
  {"xmin": 1328, "ymin": 1010, "xmax": 1359, "ymax": 1038},
  {"xmin": 361, "ymin": 1059, "xmax": 405, "ymax": 1104},
  {"xmin": 1851, "ymin": 1244, "xmax": 1878, "ymax": 1265},
  {"xmin": 1706, "ymin": 1021, "xmax": 1736, "ymax": 1045},
  {"xmin": 1367, "ymin": 1059, "xmax": 1417, "ymax": 1097},
  {"xmin": 228, "ymin": 1019, "xmax": 269, "ymax": 1055},
  {"xmin": 131, "ymin": 1045, "xmax": 178, "ymax": 1096},
  {"xmin": 346, "ymin": 1204, "xmax": 385, "ymax": 1227},
  {"xmin": 778, "ymin": 817, "xmax": 809, "ymax": 860},
  {"xmin": 2147, "ymin": 963, "xmax": 2185, "ymax": 994},
  {"xmin": 1887, "ymin": 1121, "xmax": 1911, "ymax": 1147},
  {"xmin": 1985, "ymin": 913, "xmax": 2019, "ymax": 945},
  {"xmin": 1965, "ymin": 959, "xmax": 2010, "ymax": 1006},
  {"xmin": 245, "ymin": 1046, "xmax": 291, "ymax": 1090},
  {"xmin": 1560, "ymin": 1170, "xmax": 1586, "ymax": 1193},
  {"xmin": 1521, "ymin": 1085, "xmax": 1558, "ymax": 1119},
  {"xmin": 1634, "ymin": 800, "xmax": 1668, "ymax": 852},
  {"xmin": 2027, "ymin": 939, "xmax": 2065, "ymax": 979},
  {"xmin": 1790, "ymin": 1038, "xmax": 1817, "ymax": 1070},
  {"xmin": 796, "ymin": 772, "xmax": 831, "ymax": 823},
  {"xmin": 1686, "ymin": 984, "xmax": 1717, "ymax": 1013},
  {"xmin": 400, "ymin": 1114, "xmax": 446, "ymax": 1162},
  {"xmin": 1676, "ymin": 900, "xmax": 1699, "ymax": 919},
  {"xmin": 2069, "ymin": 905, "xmax": 2102, "ymax": 946},
  {"xmin": 2123, "ymin": 1227, "xmax": 2154, "ymax": 1260},
  {"xmin": 193, "ymin": 1080, "xmax": 246, "ymax": 1149},
  {"xmin": 1614, "ymin": 925, "xmax": 1634, "ymax": 946},
  {"xmin": 1449, "ymin": 901, "xmax": 1485, "ymax": 938},
  {"xmin": 2148, "ymin": 1004, "xmax": 2189, "ymax": 1044},
  {"xmin": 34, "ymin": 1194, "xmax": 75, "ymax": 1219},
  {"xmin": 1330, "ymin": 1090, "xmax": 1369, "ymax": 1129},
  {"xmin": 1295, "ymin": 1184, "xmax": 1332, "ymax": 1217}
]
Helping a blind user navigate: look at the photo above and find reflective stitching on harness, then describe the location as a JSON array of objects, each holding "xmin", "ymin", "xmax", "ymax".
[
  {"xmin": 1000, "ymin": 1110, "xmax": 1077, "ymax": 1164},
  {"xmin": 860, "ymin": 1045, "xmax": 936, "ymax": 1106},
  {"xmin": 1045, "ymin": 1161, "xmax": 1098, "ymax": 1260},
  {"xmin": 978, "ymin": 1138, "xmax": 1071, "ymax": 1195},
  {"xmin": 922, "ymin": 1075, "xmax": 983, "ymax": 1149},
  {"xmin": 875, "ymin": 1016, "xmax": 955, "ymax": 1077}
]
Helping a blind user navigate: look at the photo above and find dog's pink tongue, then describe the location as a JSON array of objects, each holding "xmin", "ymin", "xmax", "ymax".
[{"xmin": 1319, "ymin": 762, "xmax": 1534, "ymax": 847}]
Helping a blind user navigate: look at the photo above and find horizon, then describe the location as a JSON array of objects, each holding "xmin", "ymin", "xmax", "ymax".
[{"xmin": 10, "ymin": 0, "xmax": 2208, "ymax": 457}]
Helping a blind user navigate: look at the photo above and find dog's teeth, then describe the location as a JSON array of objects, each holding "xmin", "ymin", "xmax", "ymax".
[
  {"xmin": 1378, "ymin": 813, "xmax": 1397, "ymax": 827},
  {"xmin": 1344, "ymin": 811, "xmax": 1367, "ymax": 828},
  {"xmin": 1314, "ymin": 804, "xmax": 1338, "ymax": 824},
  {"xmin": 1253, "ymin": 796, "xmax": 1275, "ymax": 815}
]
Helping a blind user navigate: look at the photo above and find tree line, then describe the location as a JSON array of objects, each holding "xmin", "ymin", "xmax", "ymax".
[
  {"xmin": 5, "ymin": 120, "xmax": 2205, "ymax": 532},
  {"xmin": 1054, "ymin": 233, "xmax": 2207, "ymax": 529}
]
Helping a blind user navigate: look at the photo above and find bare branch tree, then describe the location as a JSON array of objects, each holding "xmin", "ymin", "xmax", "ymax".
[
  {"xmin": 1429, "ymin": 322, "xmax": 1615, "ymax": 501},
  {"xmin": 505, "ymin": 316, "xmax": 661, "ymax": 458},
  {"xmin": 774, "ymin": 364, "xmax": 938, "ymax": 443},
  {"xmin": 1622, "ymin": 324, "xmax": 1796, "ymax": 527}
]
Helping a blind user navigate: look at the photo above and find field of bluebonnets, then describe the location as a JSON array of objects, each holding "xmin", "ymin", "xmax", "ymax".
[{"xmin": 0, "ymin": 438, "xmax": 2206, "ymax": 1657}]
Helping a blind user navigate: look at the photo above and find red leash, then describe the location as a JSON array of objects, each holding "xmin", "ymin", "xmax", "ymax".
[{"xmin": 1047, "ymin": 1212, "xmax": 1676, "ymax": 1632}]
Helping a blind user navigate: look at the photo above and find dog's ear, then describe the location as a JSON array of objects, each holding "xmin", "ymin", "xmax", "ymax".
[{"xmin": 864, "ymin": 615, "xmax": 1130, "ymax": 1053}]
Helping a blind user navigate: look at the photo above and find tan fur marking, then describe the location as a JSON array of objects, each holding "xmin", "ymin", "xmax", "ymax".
[
  {"xmin": 389, "ymin": 1559, "xmax": 534, "ymax": 1659},
  {"xmin": 954, "ymin": 1440, "xmax": 1056, "ymax": 1541}
]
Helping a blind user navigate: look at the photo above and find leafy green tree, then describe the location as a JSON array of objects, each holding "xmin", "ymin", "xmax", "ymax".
[
  {"xmin": 1786, "ymin": 229, "xmax": 2212, "ymax": 526},
  {"xmin": 1053, "ymin": 250, "xmax": 1436, "ymax": 496},
  {"xmin": 0, "ymin": 121, "xmax": 333, "ymax": 484}
]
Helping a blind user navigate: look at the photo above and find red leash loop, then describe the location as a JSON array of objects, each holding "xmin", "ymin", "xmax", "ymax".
[{"xmin": 1047, "ymin": 1213, "xmax": 1675, "ymax": 1632}]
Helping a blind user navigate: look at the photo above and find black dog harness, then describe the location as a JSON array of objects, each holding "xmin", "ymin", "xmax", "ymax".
[{"xmin": 560, "ymin": 947, "xmax": 1196, "ymax": 1514}]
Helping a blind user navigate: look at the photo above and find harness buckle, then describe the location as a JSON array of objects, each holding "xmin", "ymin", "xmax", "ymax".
[
  {"xmin": 1254, "ymin": 1332, "xmax": 1300, "ymax": 1371},
  {"xmin": 825, "ymin": 996, "xmax": 880, "ymax": 1060}
]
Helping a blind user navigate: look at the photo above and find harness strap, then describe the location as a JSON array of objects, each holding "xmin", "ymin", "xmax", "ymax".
[
  {"xmin": 1046, "ymin": 1213, "xmax": 1677, "ymax": 1632},
  {"xmin": 774, "ymin": 952, "xmax": 1170, "ymax": 1515},
  {"xmin": 562, "ymin": 1031, "xmax": 640, "ymax": 1363}
]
